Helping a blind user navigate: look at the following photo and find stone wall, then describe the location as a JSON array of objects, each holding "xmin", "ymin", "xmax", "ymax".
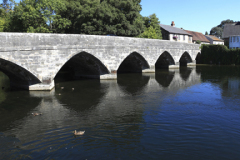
[{"xmin": 0, "ymin": 33, "xmax": 201, "ymax": 90}]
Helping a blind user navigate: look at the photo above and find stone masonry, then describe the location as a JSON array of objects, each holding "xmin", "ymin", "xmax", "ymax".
[{"xmin": 0, "ymin": 33, "xmax": 201, "ymax": 90}]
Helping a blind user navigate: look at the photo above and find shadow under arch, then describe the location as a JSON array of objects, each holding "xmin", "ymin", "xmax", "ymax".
[
  {"xmin": 54, "ymin": 52, "xmax": 109, "ymax": 81},
  {"xmin": 155, "ymin": 51, "xmax": 175, "ymax": 69},
  {"xmin": 0, "ymin": 58, "xmax": 41, "ymax": 89},
  {"xmin": 180, "ymin": 67, "xmax": 192, "ymax": 81},
  {"xmin": 195, "ymin": 52, "xmax": 201, "ymax": 64},
  {"xmin": 155, "ymin": 70, "xmax": 175, "ymax": 87},
  {"xmin": 117, "ymin": 52, "xmax": 150, "ymax": 73},
  {"xmin": 179, "ymin": 52, "xmax": 193, "ymax": 66},
  {"xmin": 117, "ymin": 73, "xmax": 150, "ymax": 96}
]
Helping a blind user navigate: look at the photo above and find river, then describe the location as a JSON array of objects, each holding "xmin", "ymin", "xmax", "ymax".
[{"xmin": 0, "ymin": 65, "xmax": 240, "ymax": 160}]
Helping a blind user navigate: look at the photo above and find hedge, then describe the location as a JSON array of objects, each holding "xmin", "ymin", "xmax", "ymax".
[{"xmin": 201, "ymin": 44, "xmax": 240, "ymax": 65}]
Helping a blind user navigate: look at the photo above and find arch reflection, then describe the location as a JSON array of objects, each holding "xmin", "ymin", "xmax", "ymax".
[
  {"xmin": 180, "ymin": 67, "xmax": 193, "ymax": 81},
  {"xmin": 117, "ymin": 73, "xmax": 150, "ymax": 96},
  {"xmin": 55, "ymin": 79, "xmax": 108, "ymax": 112},
  {"xmin": 155, "ymin": 70, "xmax": 175, "ymax": 87}
]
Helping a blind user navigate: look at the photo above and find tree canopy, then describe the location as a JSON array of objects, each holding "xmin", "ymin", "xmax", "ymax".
[
  {"xmin": 209, "ymin": 19, "xmax": 235, "ymax": 38},
  {"xmin": 1, "ymin": 0, "xmax": 147, "ymax": 37},
  {"xmin": 139, "ymin": 13, "xmax": 162, "ymax": 39}
]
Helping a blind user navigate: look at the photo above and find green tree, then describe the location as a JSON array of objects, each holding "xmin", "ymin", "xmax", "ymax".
[
  {"xmin": 196, "ymin": 40, "xmax": 201, "ymax": 44},
  {"xmin": 210, "ymin": 27, "xmax": 222, "ymax": 38},
  {"xmin": 0, "ymin": 0, "xmax": 12, "ymax": 32},
  {"xmin": 209, "ymin": 19, "xmax": 234, "ymax": 38},
  {"xmin": 59, "ymin": 0, "xmax": 144, "ymax": 36},
  {"xmin": 6, "ymin": 0, "xmax": 71, "ymax": 33},
  {"xmin": 139, "ymin": 13, "xmax": 162, "ymax": 39},
  {"xmin": 138, "ymin": 26, "xmax": 158, "ymax": 39},
  {"xmin": 205, "ymin": 31, "xmax": 208, "ymax": 35}
]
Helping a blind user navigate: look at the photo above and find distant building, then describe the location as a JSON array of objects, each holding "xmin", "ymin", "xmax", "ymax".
[
  {"xmin": 205, "ymin": 35, "xmax": 224, "ymax": 45},
  {"xmin": 160, "ymin": 21, "xmax": 192, "ymax": 43},
  {"xmin": 222, "ymin": 22, "xmax": 240, "ymax": 49},
  {"xmin": 185, "ymin": 30, "xmax": 210, "ymax": 44}
]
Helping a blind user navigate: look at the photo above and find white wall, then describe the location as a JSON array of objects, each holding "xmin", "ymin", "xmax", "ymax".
[
  {"xmin": 229, "ymin": 36, "xmax": 240, "ymax": 49},
  {"xmin": 169, "ymin": 34, "xmax": 191, "ymax": 43},
  {"xmin": 213, "ymin": 41, "xmax": 224, "ymax": 45}
]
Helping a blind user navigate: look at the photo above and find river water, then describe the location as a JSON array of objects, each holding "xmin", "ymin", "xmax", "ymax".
[{"xmin": 0, "ymin": 65, "xmax": 240, "ymax": 160}]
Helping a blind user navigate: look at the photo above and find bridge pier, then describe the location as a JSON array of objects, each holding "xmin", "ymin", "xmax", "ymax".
[
  {"xmin": 187, "ymin": 60, "xmax": 196, "ymax": 66},
  {"xmin": 142, "ymin": 66, "xmax": 155, "ymax": 73},
  {"xmin": 100, "ymin": 73, "xmax": 117, "ymax": 80},
  {"xmin": 29, "ymin": 81, "xmax": 55, "ymax": 91},
  {"xmin": 169, "ymin": 62, "xmax": 180, "ymax": 69}
]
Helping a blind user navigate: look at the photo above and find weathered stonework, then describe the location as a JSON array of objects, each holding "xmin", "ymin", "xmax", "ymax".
[{"xmin": 0, "ymin": 33, "xmax": 201, "ymax": 90}]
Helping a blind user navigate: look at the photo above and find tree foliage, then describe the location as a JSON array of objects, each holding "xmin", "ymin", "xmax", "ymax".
[
  {"xmin": 209, "ymin": 19, "xmax": 235, "ymax": 38},
  {"xmin": 58, "ymin": 0, "xmax": 144, "ymax": 36},
  {"xmin": 1, "ymin": 0, "xmax": 155, "ymax": 38},
  {"xmin": 139, "ymin": 13, "xmax": 162, "ymax": 39},
  {"xmin": 5, "ymin": 0, "xmax": 71, "ymax": 33}
]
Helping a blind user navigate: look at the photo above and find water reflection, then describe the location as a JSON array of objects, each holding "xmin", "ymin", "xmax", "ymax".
[
  {"xmin": 54, "ymin": 79, "xmax": 109, "ymax": 112},
  {"xmin": 1, "ymin": 66, "xmax": 240, "ymax": 159},
  {"xmin": 117, "ymin": 73, "xmax": 150, "ymax": 96},
  {"xmin": 155, "ymin": 70, "xmax": 175, "ymax": 87},
  {"xmin": 179, "ymin": 67, "xmax": 192, "ymax": 81}
]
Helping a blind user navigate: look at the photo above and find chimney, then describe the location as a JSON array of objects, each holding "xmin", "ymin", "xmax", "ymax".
[{"xmin": 171, "ymin": 21, "xmax": 175, "ymax": 27}]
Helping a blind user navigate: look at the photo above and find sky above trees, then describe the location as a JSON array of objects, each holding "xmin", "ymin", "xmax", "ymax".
[{"xmin": 140, "ymin": 0, "xmax": 240, "ymax": 34}]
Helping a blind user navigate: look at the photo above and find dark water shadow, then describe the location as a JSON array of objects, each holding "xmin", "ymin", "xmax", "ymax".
[
  {"xmin": 180, "ymin": 67, "xmax": 192, "ymax": 81},
  {"xmin": 54, "ymin": 78, "xmax": 108, "ymax": 112},
  {"xmin": 155, "ymin": 69, "xmax": 175, "ymax": 87},
  {"xmin": 0, "ymin": 90, "xmax": 42, "ymax": 132},
  {"xmin": 117, "ymin": 73, "xmax": 150, "ymax": 96}
]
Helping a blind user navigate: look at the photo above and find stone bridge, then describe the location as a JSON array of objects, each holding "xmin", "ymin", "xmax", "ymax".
[{"xmin": 0, "ymin": 33, "xmax": 201, "ymax": 90}]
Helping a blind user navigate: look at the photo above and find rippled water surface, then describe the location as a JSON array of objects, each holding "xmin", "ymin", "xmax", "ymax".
[{"xmin": 1, "ymin": 66, "xmax": 240, "ymax": 160}]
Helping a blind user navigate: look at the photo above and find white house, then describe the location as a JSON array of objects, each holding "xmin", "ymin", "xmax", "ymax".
[
  {"xmin": 160, "ymin": 21, "xmax": 193, "ymax": 43},
  {"xmin": 222, "ymin": 22, "xmax": 240, "ymax": 49},
  {"xmin": 205, "ymin": 35, "xmax": 224, "ymax": 45}
]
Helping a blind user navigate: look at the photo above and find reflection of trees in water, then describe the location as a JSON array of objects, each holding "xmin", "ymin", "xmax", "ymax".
[
  {"xmin": 0, "ymin": 90, "xmax": 41, "ymax": 132},
  {"xmin": 155, "ymin": 70, "xmax": 175, "ymax": 87},
  {"xmin": 197, "ymin": 65, "xmax": 240, "ymax": 82},
  {"xmin": 180, "ymin": 67, "xmax": 192, "ymax": 81},
  {"xmin": 55, "ymin": 79, "xmax": 108, "ymax": 112},
  {"xmin": 117, "ymin": 73, "xmax": 150, "ymax": 95}
]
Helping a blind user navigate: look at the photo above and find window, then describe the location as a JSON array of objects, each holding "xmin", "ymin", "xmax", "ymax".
[
  {"xmin": 237, "ymin": 37, "xmax": 239, "ymax": 42},
  {"xmin": 230, "ymin": 37, "xmax": 232, "ymax": 42},
  {"xmin": 178, "ymin": 35, "xmax": 181, "ymax": 40},
  {"xmin": 233, "ymin": 36, "xmax": 235, "ymax": 42},
  {"xmin": 189, "ymin": 37, "xmax": 191, "ymax": 41},
  {"xmin": 183, "ymin": 35, "xmax": 185, "ymax": 40}
]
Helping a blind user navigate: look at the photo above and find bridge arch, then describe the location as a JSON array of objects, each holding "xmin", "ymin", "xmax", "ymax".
[
  {"xmin": 0, "ymin": 58, "xmax": 41, "ymax": 89},
  {"xmin": 155, "ymin": 51, "xmax": 175, "ymax": 69},
  {"xmin": 195, "ymin": 52, "xmax": 201, "ymax": 64},
  {"xmin": 179, "ymin": 51, "xmax": 193, "ymax": 66},
  {"xmin": 54, "ymin": 51, "xmax": 110, "ymax": 79},
  {"xmin": 117, "ymin": 52, "xmax": 150, "ymax": 73}
]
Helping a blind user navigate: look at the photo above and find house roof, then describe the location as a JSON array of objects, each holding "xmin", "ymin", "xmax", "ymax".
[
  {"xmin": 222, "ymin": 23, "xmax": 240, "ymax": 38},
  {"xmin": 185, "ymin": 30, "xmax": 210, "ymax": 43},
  {"xmin": 160, "ymin": 24, "xmax": 192, "ymax": 36},
  {"xmin": 205, "ymin": 35, "xmax": 224, "ymax": 42}
]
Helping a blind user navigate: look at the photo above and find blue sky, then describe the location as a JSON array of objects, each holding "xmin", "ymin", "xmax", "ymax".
[
  {"xmin": 10, "ymin": 0, "xmax": 240, "ymax": 34},
  {"xmin": 140, "ymin": 0, "xmax": 239, "ymax": 34}
]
